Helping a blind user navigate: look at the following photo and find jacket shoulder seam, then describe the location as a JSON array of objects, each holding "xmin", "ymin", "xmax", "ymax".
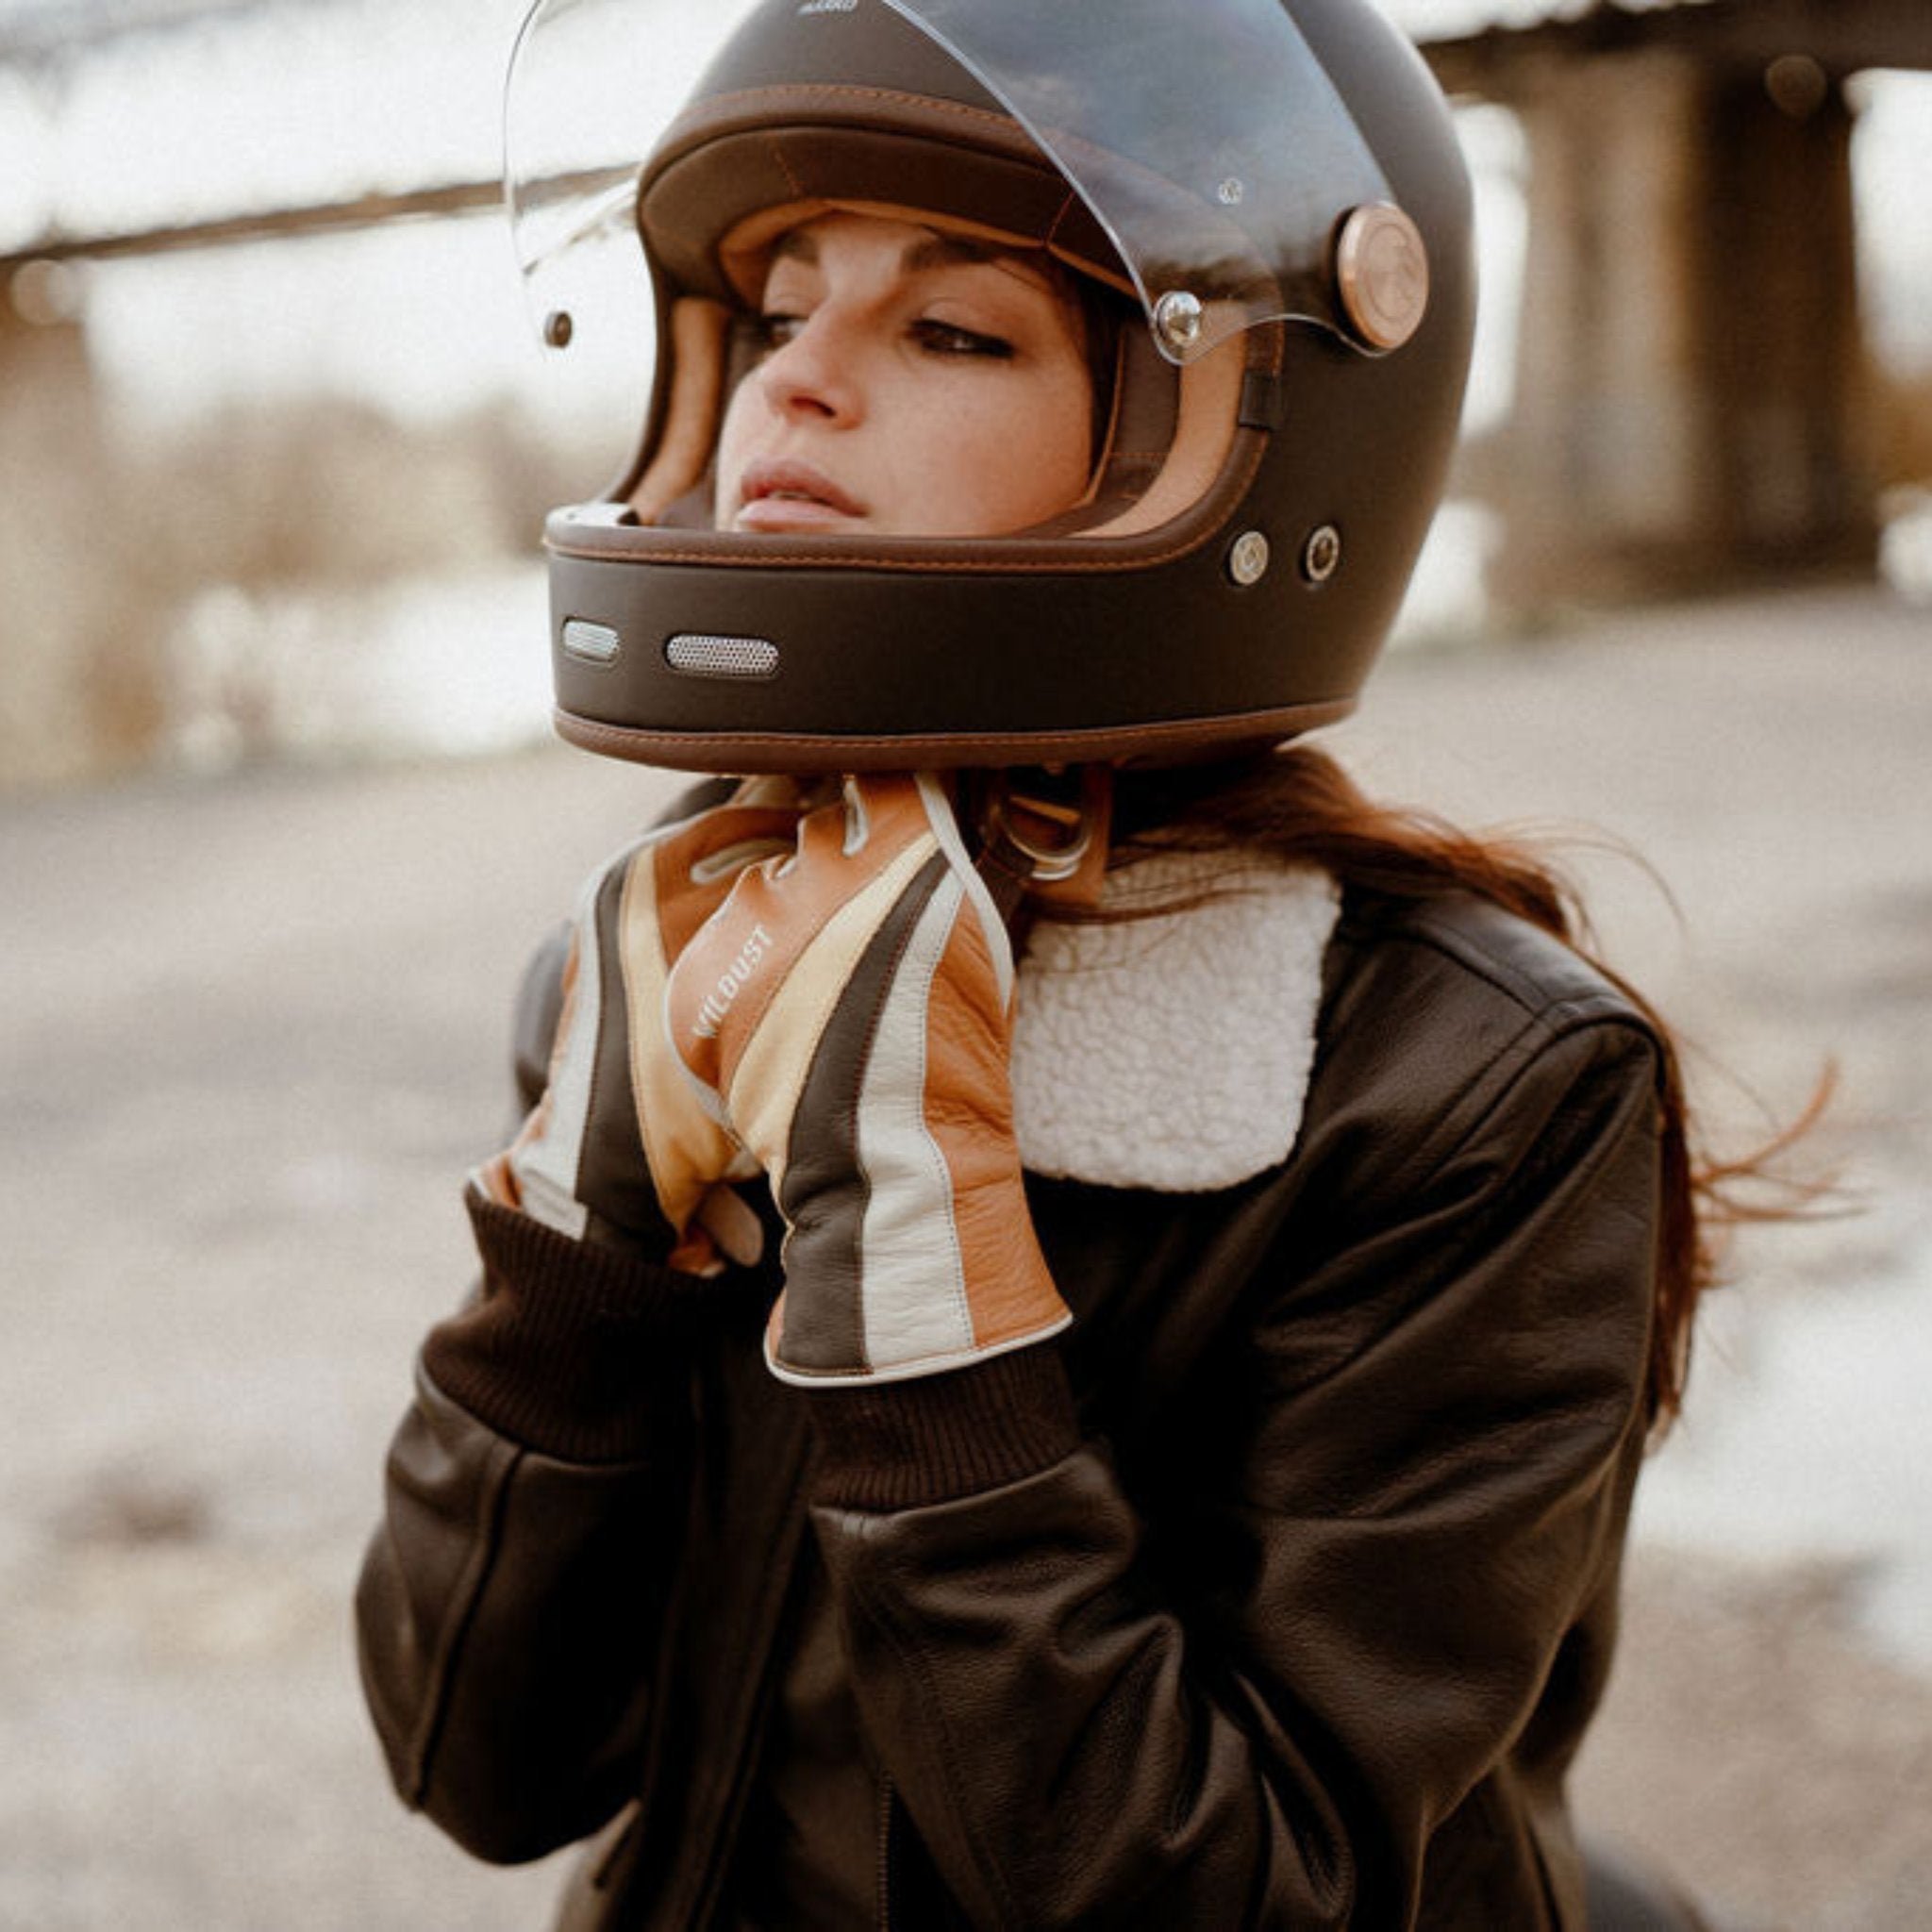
[{"xmin": 1337, "ymin": 891, "xmax": 1656, "ymax": 1040}]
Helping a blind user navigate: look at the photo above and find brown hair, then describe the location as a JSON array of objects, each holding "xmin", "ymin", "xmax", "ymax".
[{"xmin": 1105, "ymin": 743, "xmax": 1823, "ymax": 1438}]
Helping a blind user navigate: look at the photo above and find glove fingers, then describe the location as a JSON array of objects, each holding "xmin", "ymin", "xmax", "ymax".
[
  {"xmin": 768, "ymin": 858, "xmax": 1064, "ymax": 1382},
  {"xmin": 669, "ymin": 800, "xmax": 940, "ymax": 1112},
  {"xmin": 622, "ymin": 827, "xmax": 780, "ymax": 1237},
  {"xmin": 671, "ymin": 774, "xmax": 1012, "ymax": 1105},
  {"xmin": 850, "ymin": 772, "xmax": 1017, "ymax": 1008},
  {"xmin": 694, "ymin": 1184, "xmax": 767, "ymax": 1270},
  {"xmin": 507, "ymin": 798, "xmax": 802, "ymax": 1250},
  {"xmin": 649, "ymin": 803, "xmax": 805, "ymax": 955},
  {"xmin": 766, "ymin": 848, "xmax": 955, "ymax": 1376},
  {"xmin": 503, "ymin": 863, "xmax": 681, "ymax": 1250}
]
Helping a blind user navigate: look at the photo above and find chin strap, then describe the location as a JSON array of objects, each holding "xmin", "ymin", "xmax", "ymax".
[{"xmin": 964, "ymin": 764, "xmax": 1115, "ymax": 926}]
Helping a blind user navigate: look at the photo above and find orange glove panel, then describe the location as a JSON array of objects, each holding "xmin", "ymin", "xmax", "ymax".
[{"xmin": 491, "ymin": 789, "xmax": 801, "ymax": 1274}]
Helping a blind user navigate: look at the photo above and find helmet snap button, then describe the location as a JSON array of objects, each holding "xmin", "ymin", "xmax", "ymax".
[
  {"xmin": 1301, "ymin": 525, "xmax": 1342, "ymax": 585},
  {"xmin": 1228, "ymin": 531, "xmax": 1271, "ymax": 587}
]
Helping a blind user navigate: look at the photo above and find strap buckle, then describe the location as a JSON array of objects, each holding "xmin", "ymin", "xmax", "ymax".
[{"xmin": 974, "ymin": 765, "xmax": 1114, "ymax": 918}]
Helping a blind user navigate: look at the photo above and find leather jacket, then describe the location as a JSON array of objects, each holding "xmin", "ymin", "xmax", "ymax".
[{"xmin": 357, "ymin": 882, "xmax": 1664, "ymax": 1929}]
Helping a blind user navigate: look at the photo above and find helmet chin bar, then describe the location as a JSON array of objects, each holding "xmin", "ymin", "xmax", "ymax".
[{"xmin": 541, "ymin": 507, "xmax": 1371, "ymax": 776}]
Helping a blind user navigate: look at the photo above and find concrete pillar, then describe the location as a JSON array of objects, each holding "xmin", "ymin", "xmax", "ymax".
[
  {"xmin": 1692, "ymin": 60, "xmax": 1876, "ymax": 573},
  {"xmin": 1488, "ymin": 48, "xmax": 1878, "ymax": 608},
  {"xmin": 0, "ymin": 264, "xmax": 164, "ymax": 789}
]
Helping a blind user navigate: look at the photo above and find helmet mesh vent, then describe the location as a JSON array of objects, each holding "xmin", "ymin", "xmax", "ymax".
[{"xmin": 665, "ymin": 633, "xmax": 781, "ymax": 681}]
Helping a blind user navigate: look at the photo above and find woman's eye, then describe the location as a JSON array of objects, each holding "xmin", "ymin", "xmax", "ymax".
[
  {"xmin": 912, "ymin": 320, "xmax": 1014, "ymax": 359},
  {"xmin": 750, "ymin": 311, "xmax": 805, "ymax": 355}
]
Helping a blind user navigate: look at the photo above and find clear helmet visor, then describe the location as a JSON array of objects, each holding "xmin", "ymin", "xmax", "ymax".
[
  {"xmin": 876, "ymin": 0, "xmax": 1393, "ymax": 361},
  {"xmin": 503, "ymin": 0, "xmax": 758, "ymax": 458},
  {"xmin": 504, "ymin": 0, "xmax": 755, "ymax": 339},
  {"xmin": 505, "ymin": 0, "xmax": 1400, "ymax": 372}
]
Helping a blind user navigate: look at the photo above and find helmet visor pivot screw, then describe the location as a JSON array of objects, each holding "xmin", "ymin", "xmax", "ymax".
[{"xmin": 1153, "ymin": 290, "xmax": 1206, "ymax": 359}]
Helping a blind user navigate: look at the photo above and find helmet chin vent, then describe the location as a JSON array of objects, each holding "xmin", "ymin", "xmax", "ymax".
[
  {"xmin": 665, "ymin": 632, "xmax": 782, "ymax": 680},
  {"xmin": 561, "ymin": 619, "xmax": 622, "ymax": 666}
]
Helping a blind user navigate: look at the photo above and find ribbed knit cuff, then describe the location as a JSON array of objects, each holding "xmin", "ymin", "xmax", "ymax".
[
  {"xmin": 805, "ymin": 1346, "xmax": 1081, "ymax": 1511},
  {"xmin": 421, "ymin": 1186, "xmax": 719, "ymax": 1464}
]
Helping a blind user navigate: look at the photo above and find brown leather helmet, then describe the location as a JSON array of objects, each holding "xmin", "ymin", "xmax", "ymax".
[{"xmin": 506, "ymin": 0, "xmax": 1474, "ymax": 773}]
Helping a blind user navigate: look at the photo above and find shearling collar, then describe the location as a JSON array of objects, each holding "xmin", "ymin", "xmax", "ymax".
[{"xmin": 1011, "ymin": 852, "xmax": 1340, "ymax": 1193}]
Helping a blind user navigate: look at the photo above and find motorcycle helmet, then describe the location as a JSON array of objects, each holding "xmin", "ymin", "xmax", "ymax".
[{"xmin": 505, "ymin": 0, "xmax": 1474, "ymax": 773}]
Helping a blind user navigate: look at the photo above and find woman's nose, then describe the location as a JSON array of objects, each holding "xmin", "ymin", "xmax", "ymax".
[{"xmin": 756, "ymin": 313, "xmax": 862, "ymax": 424}]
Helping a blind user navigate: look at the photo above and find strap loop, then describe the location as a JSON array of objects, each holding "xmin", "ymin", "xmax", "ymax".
[{"xmin": 970, "ymin": 766, "xmax": 1114, "ymax": 922}]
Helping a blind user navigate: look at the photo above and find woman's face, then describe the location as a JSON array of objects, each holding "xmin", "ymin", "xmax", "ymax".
[{"xmin": 712, "ymin": 211, "xmax": 1096, "ymax": 539}]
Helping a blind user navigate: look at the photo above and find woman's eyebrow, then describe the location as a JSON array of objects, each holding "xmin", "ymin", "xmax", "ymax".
[
  {"xmin": 766, "ymin": 223, "xmax": 1047, "ymax": 291},
  {"xmin": 903, "ymin": 233, "xmax": 1063, "ymax": 306},
  {"xmin": 901, "ymin": 232, "xmax": 1002, "ymax": 275}
]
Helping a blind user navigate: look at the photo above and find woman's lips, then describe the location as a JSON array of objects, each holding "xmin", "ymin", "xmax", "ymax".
[{"xmin": 733, "ymin": 458, "xmax": 867, "ymax": 531}]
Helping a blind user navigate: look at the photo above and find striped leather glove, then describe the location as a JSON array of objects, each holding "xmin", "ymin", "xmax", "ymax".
[
  {"xmin": 486, "ymin": 787, "xmax": 801, "ymax": 1275},
  {"xmin": 664, "ymin": 773, "xmax": 1070, "ymax": 1384}
]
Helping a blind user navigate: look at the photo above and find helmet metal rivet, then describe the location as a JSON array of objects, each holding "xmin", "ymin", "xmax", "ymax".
[
  {"xmin": 1153, "ymin": 290, "xmax": 1205, "ymax": 358},
  {"xmin": 1228, "ymin": 530, "xmax": 1271, "ymax": 587},
  {"xmin": 542, "ymin": 308, "xmax": 575, "ymax": 350},
  {"xmin": 1217, "ymin": 177, "xmax": 1246, "ymax": 208},
  {"xmin": 1302, "ymin": 525, "xmax": 1342, "ymax": 585}
]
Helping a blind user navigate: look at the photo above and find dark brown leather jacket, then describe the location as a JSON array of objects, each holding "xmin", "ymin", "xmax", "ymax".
[{"xmin": 357, "ymin": 886, "xmax": 1663, "ymax": 1929}]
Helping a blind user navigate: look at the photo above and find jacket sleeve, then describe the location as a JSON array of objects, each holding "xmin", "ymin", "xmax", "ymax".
[
  {"xmin": 802, "ymin": 984, "xmax": 1663, "ymax": 1929},
  {"xmin": 354, "ymin": 1184, "xmax": 718, "ymax": 1866},
  {"xmin": 357, "ymin": 784, "xmax": 756, "ymax": 1867}
]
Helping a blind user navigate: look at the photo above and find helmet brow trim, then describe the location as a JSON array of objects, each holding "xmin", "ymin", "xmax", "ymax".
[
  {"xmin": 714, "ymin": 197, "xmax": 1137, "ymax": 311},
  {"xmin": 639, "ymin": 84, "xmax": 1122, "ymax": 302}
]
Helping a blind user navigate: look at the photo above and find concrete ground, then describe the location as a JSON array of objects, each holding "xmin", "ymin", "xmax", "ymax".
[{"xmin": 2, "ymin": 584, "xmax": 1927, "ymax": 1928}]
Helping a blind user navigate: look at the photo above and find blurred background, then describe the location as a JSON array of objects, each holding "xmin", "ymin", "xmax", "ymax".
[{"xmin": 2, "ymin": 1, "xmax": 1927, "ymax": 1925}]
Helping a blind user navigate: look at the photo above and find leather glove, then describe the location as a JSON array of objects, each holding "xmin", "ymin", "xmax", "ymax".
[
  {"xmin": 485, "ymin": 786, "xmax": 802, "ymax": 1275},
  {"xmin": 665, "ymin": 773, "xmax": 1070, "ymax": 1383}
]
